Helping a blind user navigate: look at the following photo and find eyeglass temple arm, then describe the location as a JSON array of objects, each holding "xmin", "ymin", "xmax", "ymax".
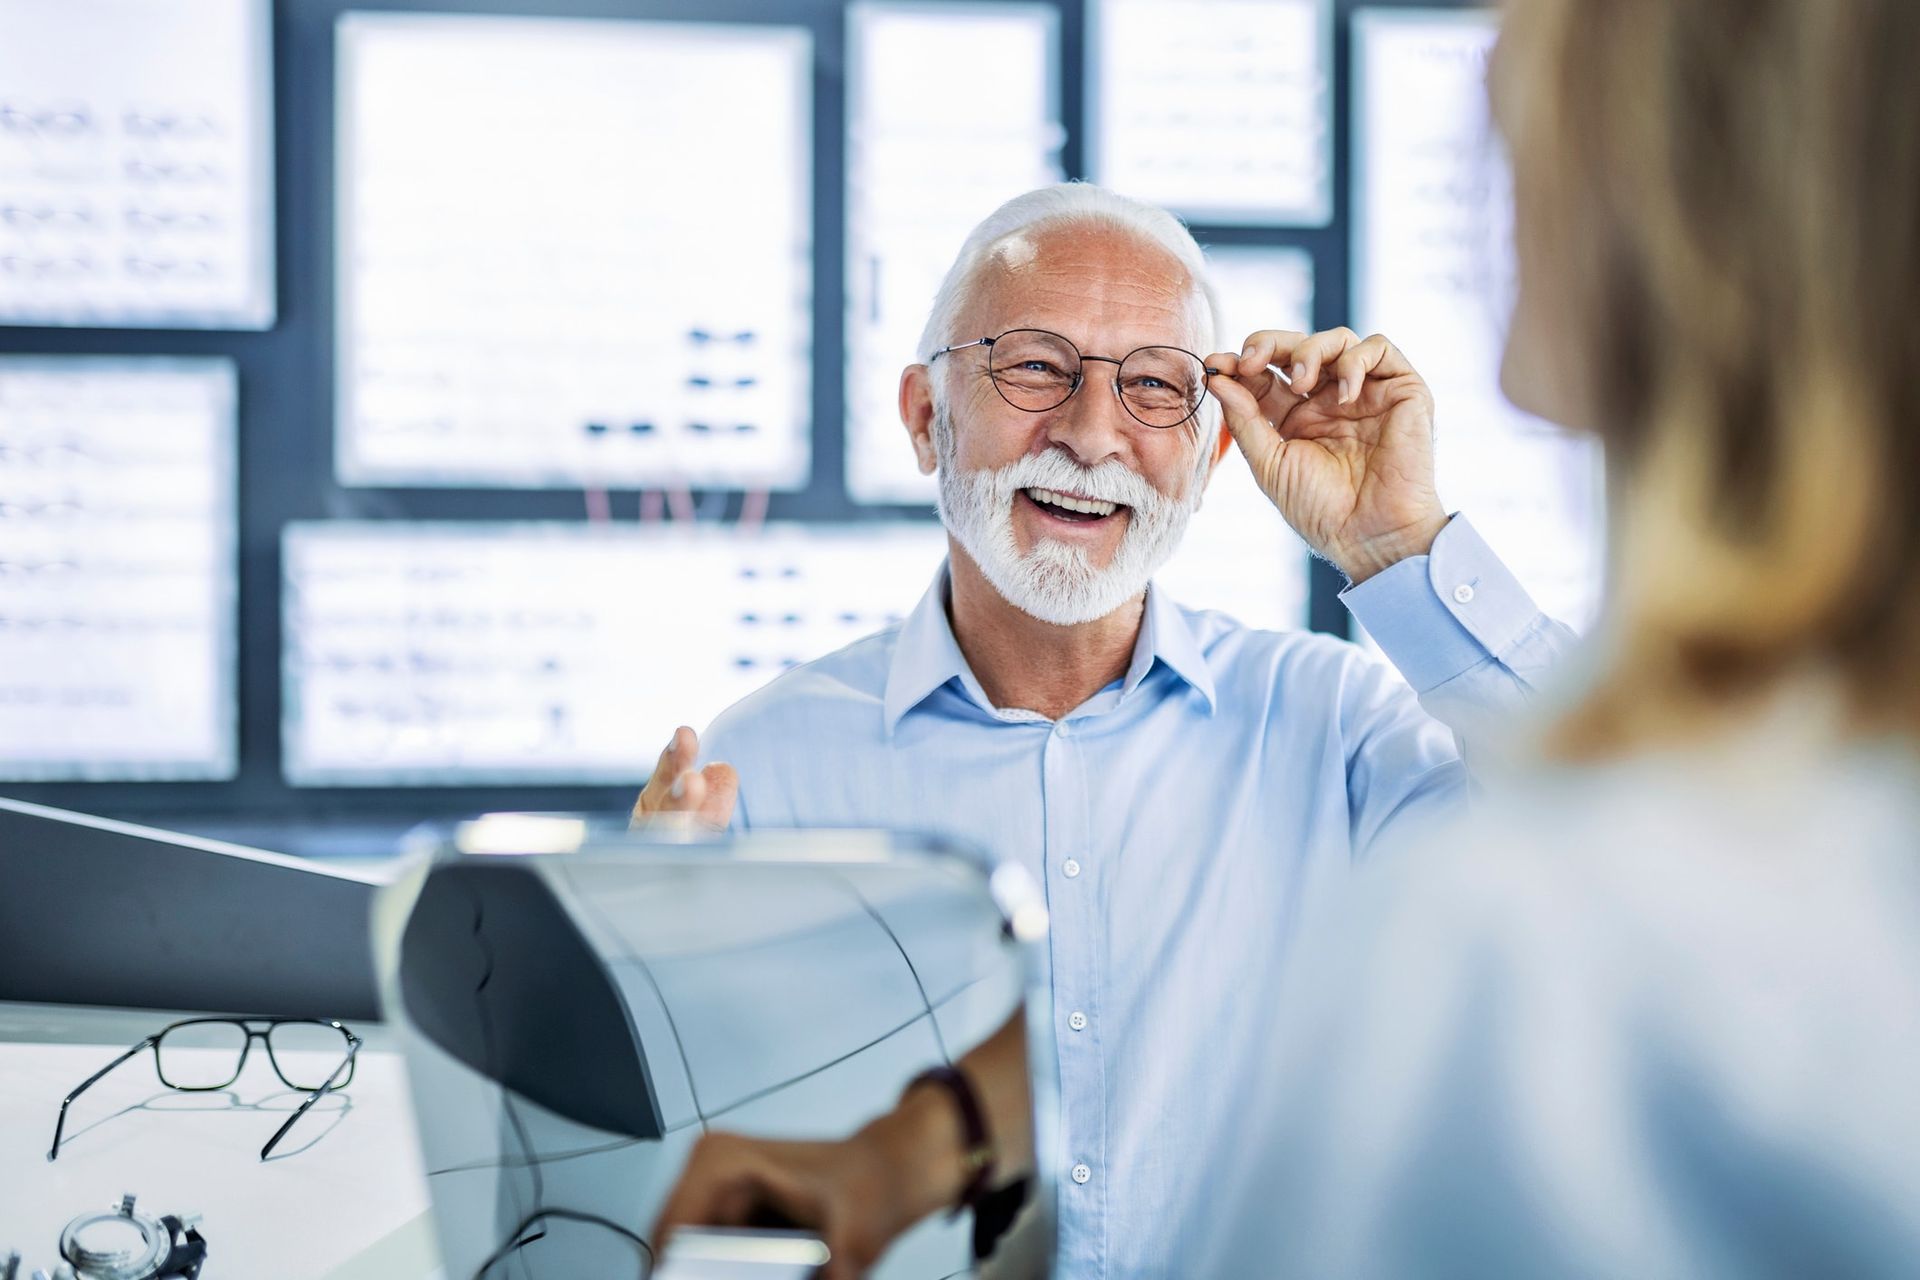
[
  {"xmin": 259, "ymin": 1036, "xmax": 361, "ymax": 1162},
  {"xmin": 48, "ymin": 1036, "xmax": 158, "ymax": 1161},
  {"xmin": 928, "ymin": 337, "xmax": 994, "ymax": 362}
]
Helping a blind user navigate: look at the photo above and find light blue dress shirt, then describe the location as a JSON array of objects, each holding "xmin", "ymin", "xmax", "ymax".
[{"xmin": 698, "ymin": 516, "xmax": 1575, "ymax": 1278}]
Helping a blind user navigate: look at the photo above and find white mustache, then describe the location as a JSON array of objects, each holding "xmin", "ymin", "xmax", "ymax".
[
  {"xmin": 987, "ymin": 450, "xmax": 1174, "ymax": 515},
  {"xmin": 930, "ymin": 400, "xmax": 1199, "ymax": 626}
]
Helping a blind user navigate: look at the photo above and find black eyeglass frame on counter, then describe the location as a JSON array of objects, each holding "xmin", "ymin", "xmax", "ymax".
[{"xmin": 47, "ymin": 1016, "xmax": 361, "ymax": 1163}]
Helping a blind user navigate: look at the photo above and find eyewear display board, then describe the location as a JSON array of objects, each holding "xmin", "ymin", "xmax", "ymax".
[
  {"xmin": 281, "ymin": 522, "xmax": 950, "ymax": 786},
  {"xmin": 0, "ymin": 0, "xmax": 275, "ymax": 330},
  {"xmin": 1351, "ymin": 9, "xmax": 1603, "ymax": 626},
  {"xmin": 334, "ymin": 13, "xmax": 813, "ymax": 490},
  {"xmin": 843, "ymin": 1, "xmax": 1065, "ymax": 507},
  {"xmin": 0, "ymin": 358, "xmax": 238, "ymax": 780},
  {"xmin": 1086, "ymin": 0, "xmax": 1334, "ymax": 226}
]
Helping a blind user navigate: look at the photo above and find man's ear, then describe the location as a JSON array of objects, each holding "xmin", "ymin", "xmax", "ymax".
[{"xmin": 900, "ymin": 364, "xmax": 939, "ymax": 476}]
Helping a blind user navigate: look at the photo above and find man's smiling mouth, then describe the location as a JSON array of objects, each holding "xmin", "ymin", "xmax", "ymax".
[{"xmin": 1023, "ymin": 487, "xmax": 1124, "ymax": 523}]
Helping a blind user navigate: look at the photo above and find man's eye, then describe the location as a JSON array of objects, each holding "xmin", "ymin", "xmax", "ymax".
[{"xmin": 1020, "ymin": 361, "xmax": 1066, "ymax": 376}]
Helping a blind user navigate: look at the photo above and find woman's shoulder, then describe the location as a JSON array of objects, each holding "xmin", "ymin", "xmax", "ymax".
[
  {"xmin": 1228, "ymin": 742, "xmax": 1920, "ymax": 1277},
  {"xmin": 1377, "ymin": 741, "xmax": 1920, "ymax": 1006}
]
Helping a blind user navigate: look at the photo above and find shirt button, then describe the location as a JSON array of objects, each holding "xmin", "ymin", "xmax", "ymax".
[
  {"xmin": 1453, "ymin": 583, "xmax": 1476, "ymax": 604},
  {"xmin": 1068, "ymin": 1011, "xmax": 1088, "ymax": 1032},
  {"xmin": 1062, "ymin": 858, "xmax": 1081, "ymax": 879},
  {"xmin": 1071, "ymin": 1163, "xmax": 1092, "ymax": 1185}
]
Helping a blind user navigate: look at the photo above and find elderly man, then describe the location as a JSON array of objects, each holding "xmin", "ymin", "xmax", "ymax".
[{"xmin": 635, "ymin": 183, "xmax": 1573, "ymax": 1278}]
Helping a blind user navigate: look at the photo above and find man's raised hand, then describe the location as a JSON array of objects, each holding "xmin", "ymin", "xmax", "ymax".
[
  {"xmin": 1206, "ymin": 327, "xmax": 1448, "ymax": 584},
  {"xmin": 630, "ymin": 725, "xmax": 739, "ymax": 831}
]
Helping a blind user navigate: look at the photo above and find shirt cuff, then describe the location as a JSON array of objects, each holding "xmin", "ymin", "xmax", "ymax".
[{"xmin": 1339, "ymin": 515, "xmax": 1544, "ymax": 693}]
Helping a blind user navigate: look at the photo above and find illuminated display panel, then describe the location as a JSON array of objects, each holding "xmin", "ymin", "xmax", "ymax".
[
  {"xmin": 282, "ymin": 522, "xmax": 950, "ymax": 785},
  {"xmin": 334, "ymin": 14, "xmax": 813, "ymax": 490},
  {"xmin": 0, "ymin": 358, "xmax": 237, "ymax": 779},
  {"xmin": 1351, "ymin": 9, "xmax": 1604, "ymax": 630},
  {"xmin": 1087, "ymin": 0, "xmax": 1333, "ymax": 226},
  {"xmin": 0, "ymin": 0, "xmax": 274, "ymax": 329},
  {"xmin": 843, "ymin": 1, "xmax": 1064, "ymax": 506}
]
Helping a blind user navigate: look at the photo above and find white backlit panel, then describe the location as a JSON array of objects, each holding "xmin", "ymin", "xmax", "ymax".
[
  {"xmin": 1155, "ymin": 245, "xmax": 1315, "ymax": 629},
  {"xmin": 282, "ymin": 523, "xmax": 949, "ymax": 785},
  {"xmin": 0, "ymin": 358, "xmax": 237, "ymax": 779},
  {"xmin": 1352, "ymin": 9, "xmax": 1603, "ymax": 629},
  {"xmin": 1088, "ymin": 0, "xmax": 1333, "ymax": 226},
  {"xmin": 335, "ymin": 14, "xmax": 812, "ymax": 490},
  {"xmin": 0, "ymin": 0, "xmax": 274, "ymax": 329},
  {"xmin": 844, "ymin": 2, "xmax": 1063, "ymax": 506}
]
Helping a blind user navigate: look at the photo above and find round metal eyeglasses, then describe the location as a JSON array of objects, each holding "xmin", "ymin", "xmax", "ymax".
[{"xmin": 930, "ymin": 328, "xmax": 1219, "ymax": 429}]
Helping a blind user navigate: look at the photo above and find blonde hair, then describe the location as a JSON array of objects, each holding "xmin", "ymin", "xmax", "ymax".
[{"xmin": 1499, "ymin": 0, "xmax": 1920, "ymax": 756}]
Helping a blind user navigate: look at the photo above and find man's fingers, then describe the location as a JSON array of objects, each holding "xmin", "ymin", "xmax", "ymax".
[
  {"xmin": 1203, "ymin": 351, "xmax": 1242, "ymax": 379},
  {"xmin": 641, "ymin": 732, "xmax": 684, "ymax": 804},
  {"xmin": 1330, "ymin": 333, "xmax": 1393, "ymax": 405},
  {"xmin": 1286, "ymin": 327, "xmax": 1360, "ymax": 398},
  {"xmin": 633, "ymin": 726, "xmax": 702, "ymax": 821},
  {"xmin": 1207, "ymin": 372, "xmax": 1282, "ymax": 473},
  {"xmin": 1237, "ymin": 329, "xmax": 1309, "ymax": 378},
  {"xmin": 1221, "ymin": 328, "xmax": 1417, "ymax": 407},
  {"xmin": 667, "ymin": 725, "xmax": 698, "ymax": 777},
  {"xmin": 698, "ymin": 762, "xmax": 740, "ymax": 829},
  {"xmin": 674, "ymin": 767, "xmax": 709, "ymax": 811}
]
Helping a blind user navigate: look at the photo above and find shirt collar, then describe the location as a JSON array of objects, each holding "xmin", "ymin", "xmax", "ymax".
[
  {"xmin": 882, "ymin": 562, "xmax": 977, "ymax": 734},
  {"xmin": 883, "ymin": 561, "xmax": 1219, "ymax": 734},
  {"xmin": 1130, "ymin": 579, "xmax": 1218, "ymax": 712}
]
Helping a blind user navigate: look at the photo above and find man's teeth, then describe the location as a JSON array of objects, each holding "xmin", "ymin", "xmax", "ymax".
[{"xmin": 1027, "ymin": 487, "xmax": 1119, "ymax": 517}]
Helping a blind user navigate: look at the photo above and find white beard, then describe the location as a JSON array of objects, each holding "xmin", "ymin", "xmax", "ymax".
[{"xmin": 933, "ymin": 407, "xmax": 1200, "ymax": 627}]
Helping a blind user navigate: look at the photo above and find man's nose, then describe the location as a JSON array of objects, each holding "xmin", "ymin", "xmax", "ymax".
[{"xmin": 1044, "ymin": 359, "xmax": 1132, "ymax": 467}]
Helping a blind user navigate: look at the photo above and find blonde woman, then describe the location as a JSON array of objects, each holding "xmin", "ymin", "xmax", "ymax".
[{"xmin": 1204, "ymin": 0, "xmax": 1920, "ymax": 1273}]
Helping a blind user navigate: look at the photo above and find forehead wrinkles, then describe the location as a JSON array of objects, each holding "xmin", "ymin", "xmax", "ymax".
[{"xmin": 966, "ymin": 226, "xmax": 1210, "ymax": 352}]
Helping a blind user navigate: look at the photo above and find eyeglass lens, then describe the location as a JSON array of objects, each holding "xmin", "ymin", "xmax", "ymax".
[
  {"xmin": 266, "ymin": 1022, "xmax": 356, "ymax": 1091},
  {"xmin": 985, "ymin": 329, "xmax": 1207, "ymax": 427},
  {"xmin": 154, "ymin": 1020, "xmax": 248, "ymax": 1089},
  {"xmin": 155, "ymin": 1020, "xmax": 354, "ymax": 1092}
]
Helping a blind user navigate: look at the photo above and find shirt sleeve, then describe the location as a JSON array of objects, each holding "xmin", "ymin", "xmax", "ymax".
[{"xmin": 1336, "ymin": 515, "xmax": 1580, "ymax": 853}]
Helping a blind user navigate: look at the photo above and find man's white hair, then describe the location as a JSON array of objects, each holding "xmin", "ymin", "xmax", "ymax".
[{"xmin": 915, "ymin": 182, "xmax": 1226, "ymax": 366}]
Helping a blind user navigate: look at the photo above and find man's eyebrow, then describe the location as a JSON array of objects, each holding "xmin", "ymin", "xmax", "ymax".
[{"xmin": 986, "ymin": 325, "xmax": 1209, "ymax": 354}]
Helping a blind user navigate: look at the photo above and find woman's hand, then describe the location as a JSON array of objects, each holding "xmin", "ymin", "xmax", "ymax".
[{"xmin": 651, "ymin": 1085, "xmax": 971, "ymax": 1280}]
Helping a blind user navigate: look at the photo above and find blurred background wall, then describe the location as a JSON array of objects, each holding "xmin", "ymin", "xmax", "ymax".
[{"xmin": 0, "ymin": 0, "xmax": 1592, "ymax": 854}]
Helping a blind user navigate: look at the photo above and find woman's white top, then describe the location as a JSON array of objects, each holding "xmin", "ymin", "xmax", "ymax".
[{"xmin": 1203, "ymin": 709, "xmax": 1920, "ymax": 1278}]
